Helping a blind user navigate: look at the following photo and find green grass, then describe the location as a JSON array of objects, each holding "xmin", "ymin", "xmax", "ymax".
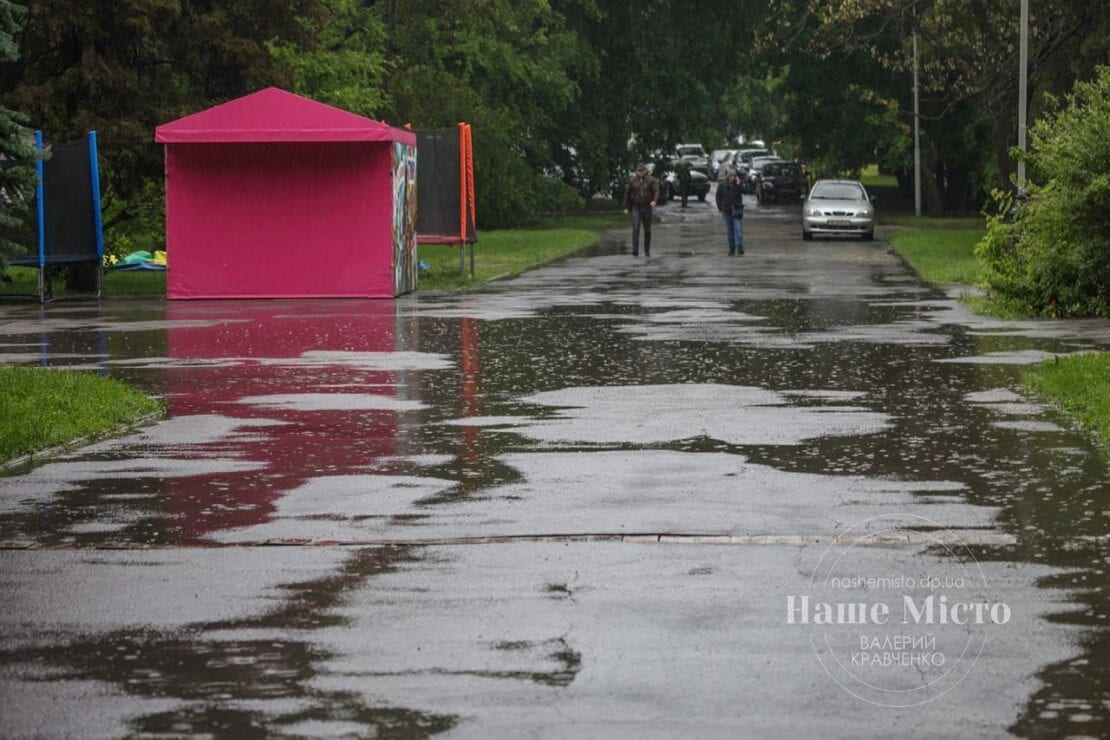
[
  {"xmin": 887, "ymin": 225, "xmax": 986, "ymax": 285},
  {"xmin": 0, "ymin": 365, "xmax": 164, "ymax": 465},
  {"xmin": 879, "ymin": 214, "xmax": 985, "ymax": 228},
  {"xmin": 860, "ymin": 164, "xmax": 898, "ymax": 188},
  {"xmin": 417, "ymin": 214, "xmax": 625, "ymax": 291},
  {"xmin": 1, "ymin": 265, "xmax": 166, "ymax": 298},
  {"xmin": 1025, "ymin": 353, "xmax": 1110, "ymax": 451},
  {"xmin": 959, "ymin": 294, "xmax": 1036, "ymax": 319}
]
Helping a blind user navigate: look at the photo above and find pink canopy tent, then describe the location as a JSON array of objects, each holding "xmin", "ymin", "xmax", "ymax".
[{"xmin": 155, "ymin": 88, "xmax": 417, "ymax": 299}]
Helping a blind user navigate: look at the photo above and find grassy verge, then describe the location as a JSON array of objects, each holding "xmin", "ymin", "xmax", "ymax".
[
  {"xmin": 860, "ymin": 164, "xmax": 898, "ymax": 188},
  {"xmin": 1025, "ymin": 353, "xmax": 1110, "ymax": 451},
  {"xmin": 1, "ymin": 266, "xmax": 166, "ymax": 298},
  {"xmin": 417, "ymin": 213, "xmax": 625, "ymax": 291},
  {"xmin": 879, "ymin": 214, "xmax": 984, "ymax": 228},
  {"xmin": 885, "ymin": 222, "xmax": 1110, "ymax": 448},
  {"xmin": 0, "ymin": 365, "xmax": 163, "ymax": 465},
  {"xmin": 886, "ymin": 224, "xmax": 985, "ymax": 285},
  {"xmin": 885, "ymin": 224, "xmax": 1036, "ymax": 319}
]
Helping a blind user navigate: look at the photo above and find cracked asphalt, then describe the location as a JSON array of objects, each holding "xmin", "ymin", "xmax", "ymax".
[{"xmin": 1, "ymin": 193, "xmax": 1108, "ymax": 737}]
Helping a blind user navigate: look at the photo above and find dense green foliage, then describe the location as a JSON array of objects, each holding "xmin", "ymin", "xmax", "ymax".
[
  {"xmin": 976, "ymin": 66, "xmax": 1110, "ymax": 318},
  {"xmin": 0, "ymin": 0, "xmax": 36, "ymax": 268},
  {"xmin": 1025, "ymin": 353, "xmax": 1110, "ymax": 451},
  {"xmin": 0, "ymin": 0, "xmax": 322, "ymax": 249},
  {"xmin": 0, "ymin": 365, "xmax": 162, "ymax": 464},
  {"xmin": 761, "ymin": 1, "xmax": 1110, "ymax": 216}
]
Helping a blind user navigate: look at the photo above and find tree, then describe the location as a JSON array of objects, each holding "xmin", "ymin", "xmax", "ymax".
[
  {"xmin": 0, "ymin": 0, "xmax": 323, "ymax": 230},
  {"xmin": 377, "ymin": 0, "xmax": 588, "ymax": 226},
  {"xmin": 268, "ymin": 0, "xmax": 388, "ymax": 118},
  {"xmin": 544, "ymin": 0, "xmax": 771, "ymax": 198},
  {"xmin": 762, "ymin": 0, "xmax": 1110, "ymax": 214},
  {"xmin": 977, "ymin": 66, "xmax": 1110, "ymax": 317},
  {"xmin": 0, "ymin": 0, "xmax": 36, "ymax": 272}
]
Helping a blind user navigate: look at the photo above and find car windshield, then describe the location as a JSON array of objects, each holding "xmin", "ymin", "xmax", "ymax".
[
  {"xmin": 676, "ymin": 146, "xmax": 705, "ymax": 157},
  {"xmin": 810, "ymin": 183, "xmax": 866, "ymax": 200},
  {"xmin": 752, "ymin": 158, "xmax": 782, "ymax": 171},
  {"xmin": 767, "ymin": 163, "xmax": 801, "ymax": 177}
]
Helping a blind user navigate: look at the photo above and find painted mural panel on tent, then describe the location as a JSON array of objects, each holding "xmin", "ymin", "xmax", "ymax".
[{"xmin": 392, "ymin": 143, "xmax": 418, "ymax": 295}]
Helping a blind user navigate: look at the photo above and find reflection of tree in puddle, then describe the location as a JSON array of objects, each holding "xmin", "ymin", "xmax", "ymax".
[
  {"xmin": 1008, "ymin": 541, "xmax": 1110, "ymax": 738},
  {"xmin": 0, "ymin": 546, "xmax": 457, "ymax": 736}
]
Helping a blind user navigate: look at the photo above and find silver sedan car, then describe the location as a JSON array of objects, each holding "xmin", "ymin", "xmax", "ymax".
[{"xmin": 802, "ymin": 179, "xmax": 876, "ymax": 241}]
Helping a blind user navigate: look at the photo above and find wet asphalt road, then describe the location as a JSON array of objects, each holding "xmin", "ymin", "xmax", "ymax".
[{"xmin": 1, "ymin": 194, "xmax": 1108, "ymax": 737}]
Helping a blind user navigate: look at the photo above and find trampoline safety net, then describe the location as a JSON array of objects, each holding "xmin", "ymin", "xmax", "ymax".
[
  {"xmin": 43, "ymin": 137, "xmax": 98, "ymax": 263},
  {"xmin": 415, "ymin": 128, "xmax": 462, "ymax": 241},
  {"xmin": 415, "ymin": 124, "xmax": 474, "ymax": 246}
]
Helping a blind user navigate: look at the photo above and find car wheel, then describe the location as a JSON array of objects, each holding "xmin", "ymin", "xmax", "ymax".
[
  {"xmin": 862, "ymin": 229, "xmax": 874, "ymax": 241},
  {"xmin": 802, "ymin": 228, "xmax": 813, "ymax": 241},
  {"xmin": 697, "ymin": 192, "xmax": 706, "ymax": 202}
]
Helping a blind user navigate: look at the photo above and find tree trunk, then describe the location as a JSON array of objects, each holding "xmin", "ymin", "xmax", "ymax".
[{"xmin": 921, "ymin": 145, "xmax": 945, "ymax": 217}]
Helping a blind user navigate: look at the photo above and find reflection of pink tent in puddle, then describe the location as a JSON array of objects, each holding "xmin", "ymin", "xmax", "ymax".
[
  {"xmin": 155, "ymin": 88, "xmax": 417, "ymax": 299},
  {"xmin": 165, "ymin": 304, "xmax": 401, "ymax": 541}
]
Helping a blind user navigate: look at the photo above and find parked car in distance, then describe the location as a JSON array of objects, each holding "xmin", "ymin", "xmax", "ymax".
[
  {"xmin": 743, "ymin": 155, "xmax": 783, "ymax": 194},
  {"xmin": 756, "ymin": 161, "xmax": 805, "ymax": 204},
  {"xmin": 730, "ymin": 148, "xmax": 773, "ymax": 176},
  {"xmin": 662, "ymin": 166, "xmax": 711, "ymax": 202},
  {"xmin": 709, "ymin": 149, "xmax": 736, "ymax": 179},
  {"xmin": 673, "ymin": 143, "xmax": 710, "ymax": 175},
  {"xmin": 802, "ymin": 179, "xmax": 876, "ymax": 241}
]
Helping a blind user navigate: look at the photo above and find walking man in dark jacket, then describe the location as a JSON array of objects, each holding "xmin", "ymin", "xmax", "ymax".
[
  {"xmin": 623, "ymin": 163, "xmax": 659, "ymax": 257},
  {"xmin": 716, "ymin": 168, "xmax": 745, "ymax": 255}
]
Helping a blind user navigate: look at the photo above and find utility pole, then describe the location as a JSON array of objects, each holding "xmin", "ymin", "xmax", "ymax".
[
  {"xmin": 913, "ymin": 2, "xmax": 921, "ymax": 217},
  {"xmin": 1016, "ymin": 0, "xmax": 1029, "ymax": 197}
]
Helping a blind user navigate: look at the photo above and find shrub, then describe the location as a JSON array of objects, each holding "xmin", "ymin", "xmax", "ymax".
[{"xmin": 975, "ymin": 66, "xmax": 1110, "ymax": 317}]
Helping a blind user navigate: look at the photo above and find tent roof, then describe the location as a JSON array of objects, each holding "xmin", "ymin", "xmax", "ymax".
[{"xmin": 155, "ymin": 87, "xmax": 416, "ymax": 145}]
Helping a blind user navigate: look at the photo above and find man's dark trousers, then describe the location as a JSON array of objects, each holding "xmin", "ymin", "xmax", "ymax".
[{"xmin": 631, "ymin": 204, "xmax": 652, "ymax": 256}]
